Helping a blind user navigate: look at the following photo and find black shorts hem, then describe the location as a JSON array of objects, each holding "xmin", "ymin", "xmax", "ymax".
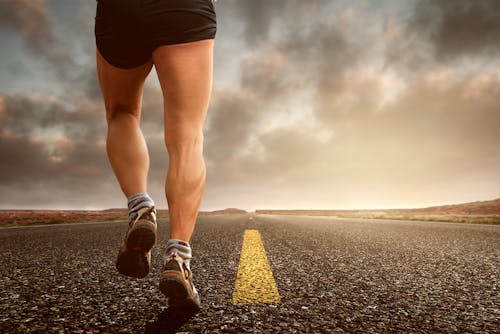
[
  {"xmin": 152, "ymin": 33, "xmax": 216, "ymax": 51},
  {"xmin": 96, "ymin": 43, "xmax": 152, "ymax": 70},
  {"xmin": 97, "ymin": 33, "xmax": 216, "ymax": 70}
]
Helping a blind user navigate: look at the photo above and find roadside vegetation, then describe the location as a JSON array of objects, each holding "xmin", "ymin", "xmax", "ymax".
[{"xmin": 0, "ymin": 208, "xmax": 247, "ymax": 227}]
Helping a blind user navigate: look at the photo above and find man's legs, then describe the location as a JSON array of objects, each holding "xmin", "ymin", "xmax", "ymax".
[{"xmin": 152, "ymin": 39, "xmax": 214, "ymax": 243}]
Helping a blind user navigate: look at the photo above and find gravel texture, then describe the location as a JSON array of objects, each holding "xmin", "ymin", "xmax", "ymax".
[{"xmin": 0, "ymin": 214, "xmax": 499, "ymax": 333}]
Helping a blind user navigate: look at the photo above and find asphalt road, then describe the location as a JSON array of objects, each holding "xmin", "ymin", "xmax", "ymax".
[{"xmin": 1, "ymin": 214, "xmax": 499, "ymax": 333}]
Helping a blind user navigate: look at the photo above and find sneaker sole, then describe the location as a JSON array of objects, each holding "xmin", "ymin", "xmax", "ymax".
[
  {"xmin": 116, "ymin": 221, "xmax": 156, "ymax": 279},
  {"xmin": 159, "ymin": 271, "xmax": 201, "ymax": 311},
  {"xmin": 126, "ymin": 221, "xmax": 156, "ymax": 252}
]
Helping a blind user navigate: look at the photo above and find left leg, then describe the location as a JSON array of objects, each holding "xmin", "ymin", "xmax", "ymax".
[
  {"xmin": 96, "ymin": 49, "xmax": 157, "ymax": 279},
  {"xmin": 95, "ymin": 49, "xmax": 153, "ymax": 197}
]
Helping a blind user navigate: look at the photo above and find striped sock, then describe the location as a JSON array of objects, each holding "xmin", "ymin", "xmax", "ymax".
[
  {"xmin": 127, "ymin": 193, "xmax": 155, "ymax": 220},
  {"xmin": 166, "ymin": 238, "xmax": 192, "ymax": 269}
]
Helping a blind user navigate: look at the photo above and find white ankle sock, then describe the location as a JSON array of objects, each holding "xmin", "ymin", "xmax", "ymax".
[
  {"xmin": 166, "ymin": 238, "xmax": 192, "ymax": 269},
  {"xmin": 127, "ymin": 193, "xmax": 155, "ymax": 220}
]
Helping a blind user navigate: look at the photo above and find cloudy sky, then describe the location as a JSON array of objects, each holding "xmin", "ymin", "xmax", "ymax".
[{"xmin": 0, "ymin": 0, "xmax": 499, "ymax": 211}]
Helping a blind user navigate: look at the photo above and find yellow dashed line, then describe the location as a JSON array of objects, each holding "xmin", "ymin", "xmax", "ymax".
[{"xmin": 232, "ymin": 229, "xmax": 281, "ymax": 304}]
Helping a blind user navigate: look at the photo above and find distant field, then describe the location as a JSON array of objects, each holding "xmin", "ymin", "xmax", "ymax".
[
  {"xmin": 256, "ymin": 198, "xmax": 500, "ymax": 225},
  {"xmin": 2, "ymin": 199, "xmax": 500, "ymax": 226},
  {"xmin": 0, "ymin": 208, "xmax": 247, "ymax": 227},
  {"xmin": 0, "ymin": 209, "xmax": 128, "ymax": 227},
  {"xmin": 257, "ymin": 211, "xmax": 500, "ymax": 224}
]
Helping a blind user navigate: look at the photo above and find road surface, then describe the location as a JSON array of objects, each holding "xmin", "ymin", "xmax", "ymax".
[{"xmin": 1, "ymin": 214, "xmax": 498, "ymax": 333}]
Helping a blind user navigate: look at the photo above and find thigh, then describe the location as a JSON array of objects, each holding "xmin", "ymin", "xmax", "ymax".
[
  {"xmin": 151, "ymin": 39, "xmax": 214, "ymax": 131},
  {"xmin": 96, "ymin": 49, "xmax": 154, "ymax": 120}
]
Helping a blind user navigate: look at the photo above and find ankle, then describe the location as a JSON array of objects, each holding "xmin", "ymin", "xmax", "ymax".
[
  {"xmin": 166, "ymin": 238, "xmax": 192, "ymax": 268},
  {"xmin": 127, "ymin": 193, "xmax": 154, "ymax": 220}
]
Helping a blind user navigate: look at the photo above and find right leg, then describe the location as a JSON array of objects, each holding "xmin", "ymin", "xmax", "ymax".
[
  {"xmin": 152, "ymin": 39, "xmax": 214, "ymax": 310},
  {"xmin": 152, "ymin": 39, "xmax": 214, "ymax": 243}
]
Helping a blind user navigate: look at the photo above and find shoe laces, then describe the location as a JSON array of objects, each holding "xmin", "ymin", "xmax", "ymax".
[
  {"xmin": 166, "ymin": 251, "xmax": 191, "ymax": 279},
  {"xmin": 129, "ymin": 206, "xmax": 156, "ymax": 226}
]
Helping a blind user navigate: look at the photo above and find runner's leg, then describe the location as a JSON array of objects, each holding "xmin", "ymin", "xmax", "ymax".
[
  {"xmin": 96, "ymin": 50, "xmax": 157, "ymax": 278},
  {"xmin": 152, "ymin": 39, "xmax": 214, "ymax": 242},
  {"xmin": 95, "ymin": 49, "xmax": 154, "ymax": 197}
]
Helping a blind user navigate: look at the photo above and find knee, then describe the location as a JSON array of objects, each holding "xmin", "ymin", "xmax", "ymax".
[
  {"xmin": 164, "ymin": 125, "xmax": 204, "ymax": 154},
  {"xmin": 105, "ymin": 103, "xmax": 141, "ymax": 123}
]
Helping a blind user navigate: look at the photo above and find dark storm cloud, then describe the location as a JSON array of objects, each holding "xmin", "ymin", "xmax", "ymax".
[
  {"xmin": 421, "ymin": 0, "xmax": 500, "ymax": 61},
  {"xmin": 0, "ymin": 0, "xmax": 51, "ymax": 50},
  {"xmin": 230, "ymin": 0, "xmax": 321, "ymax": 47},
  {"xmin": 231, "ymin": 0, "xmax": 281, "ymax": 46},
  {"xmin": 0, "ymin": 87, "xmax": 166, "ymax": 208},
  {"xmin": 0, "ymin": 0, "xmax": 115, "ymax": 208},
  {"xmin": 0, "ymin": 94, "xmax": 109, "ymax": 187},
  {"xmin": 386, "ymin": 0, "xmax": 500, "ymax": 69},
  {"xmin": 0, "ymin": 0, "xmax": 75, "ymax": 80},
  {"xmin": 278, "ymin": 19, "xmax": 363, "ymax": 123},
  {"xmin": 205, "ymin": 90, "xmax": 258, "ymax": 164},
  {"xmin": 205, "ymin": 0, "xmax": 361, "ymax": 172}
]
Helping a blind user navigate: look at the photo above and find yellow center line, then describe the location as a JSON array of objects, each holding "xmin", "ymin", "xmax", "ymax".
[{"xmin": 232, "ymin": 229, "xmax": 281, "ymax": 304}]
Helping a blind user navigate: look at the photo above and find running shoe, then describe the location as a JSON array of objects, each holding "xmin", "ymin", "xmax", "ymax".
[
  {"xmin": 159, "ymin": 251, "xmax": 201, "ymax": 311},
  {"xmin": 116, "ymin": 206, "xmax": 157, "ymax": 279}
]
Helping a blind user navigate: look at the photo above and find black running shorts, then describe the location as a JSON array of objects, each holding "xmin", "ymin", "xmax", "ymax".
[{"xmin": 94, "ymin": 0, "xmax": 217, "ymax": 69}]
